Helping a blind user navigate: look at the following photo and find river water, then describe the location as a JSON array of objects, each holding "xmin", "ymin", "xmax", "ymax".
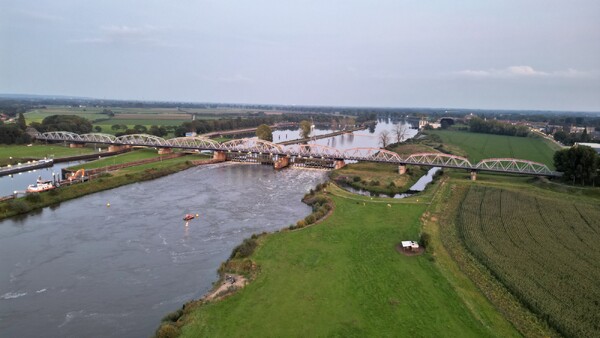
[
  {"xmin": 0, "ymin": 118, "xmax": 419, "ymax": 337},
  {"xmin": 0, "ymin": 164, "xmax": 327, "ymax": 337},
  {"xmin": 0, "ymin": 161, "xmax": 85, "ymax": 198}
]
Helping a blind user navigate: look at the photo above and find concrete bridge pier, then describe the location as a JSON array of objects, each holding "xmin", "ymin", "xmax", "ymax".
[
  {"xmin": 398, "ymin": 164, "xmax": 407, "ymax": 175},
  {"xmin": 213, "ymin": 151, "xmax": 227, "ymax": 162},
  {"xmin": 108, "ymin": 145, "xmax": 130, "ymax": 152},
  {"xmin": 70, "ymin": 143, "xmax": 84, "ymax": 148},
  {"xmin": 334, "ymin": 160, "xmax": 346, "ymax": 170},
  {"xmin": 157, "ymin": 147, "xmax": 173, "ymax": 155},
  {"xmin": 274, "ymin": 156, "xmax": 290, "ymax": 170},
  {"xmin": 470, "ymin": 170, "xmax": 477, "ymax": 181}
]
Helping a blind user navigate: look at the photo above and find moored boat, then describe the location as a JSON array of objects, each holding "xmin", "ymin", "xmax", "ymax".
[{"xmin": 26, "ymin": 176, "xmax": 56, "ymax": 193}]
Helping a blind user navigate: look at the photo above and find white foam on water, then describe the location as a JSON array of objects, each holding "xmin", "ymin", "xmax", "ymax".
[{"xmin": 1, "ymin": 291, "xmax": 27, "ymax": 300}]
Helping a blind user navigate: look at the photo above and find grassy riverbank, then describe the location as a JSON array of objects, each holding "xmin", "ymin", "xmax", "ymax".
[
  {"xmin": 67, "ymin": 148, "xmax": 166, "ymax": 170},
  {"xmin": 329, "ymin": 162, "xmax": 427, "ymax": 195},
  {"xmin": 0, "ymin": 156, "xmax": 205, "ymax": 220},
  {"xmin": 168, "ymin": 181, "xmax": 519, "ymax": 337}
]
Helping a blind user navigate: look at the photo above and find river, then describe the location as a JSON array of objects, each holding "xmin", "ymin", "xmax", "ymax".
[
  {"xmin": 0, "ymin": 164, "xmax": 327, "ymax": 337},
  {"xmin": 0, "ymin": 118, "xmax": 418, "ymax": 337}
]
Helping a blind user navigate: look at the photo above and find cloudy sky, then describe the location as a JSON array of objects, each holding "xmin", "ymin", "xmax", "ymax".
[{"xmin": 1, "ymin": 0, "xmax": 599, "ymax": 111}]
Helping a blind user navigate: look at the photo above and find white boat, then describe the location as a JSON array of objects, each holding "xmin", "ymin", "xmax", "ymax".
[{"xmin": 26, "ymin": 176, "xmax": 56, "ymax": 193}]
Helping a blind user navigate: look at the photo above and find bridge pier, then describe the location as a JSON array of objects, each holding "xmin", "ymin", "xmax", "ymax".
[
  {"xmin": 213, "ymin": 151, "xmax": 227, "ymax": 162},
  {"xmin": 108, "ymin": 145, "xmax": 129, "ymax": 152},
  {"xmin": 274, "ymin": 156, "xmax": 290, "ymax": 170},
  {"xmin": 157, "ymin": 147, "xmax": 173, "ymax": 155},
  {"xmin": 69, "ymin": 143, "xmax": 84, "ymax": 148},
  {"xmin": 398, "ymin": 164, "xmax": 407, "ymax": 175},
  {"xmin": 470, "ymin": 170, "xmax": 477, "ymax": 181},
  {"xmin": 334, "ymin": 160, "xmax": 346, "ymax": 170}
]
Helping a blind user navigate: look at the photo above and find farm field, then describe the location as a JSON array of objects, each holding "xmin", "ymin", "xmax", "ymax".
[
  {"xmin": 457, "ymin": 185, "xmax": 600, "ymax": 337},
  {"xmin": 25, "ymin": 108, "xmax": 108, "ymax": 124},
  {"xmin": 175, "ymin": 185, "xmax": 518, "ymax": 337},
  {"xmin": 427, "ymin": 130, "xmax": 559, "ymax": 168}
]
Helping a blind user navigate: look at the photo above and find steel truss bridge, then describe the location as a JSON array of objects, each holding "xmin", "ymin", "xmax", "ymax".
[{"xmin": 33, "ymin": 131, "xmax": 562, "ymax": 177}]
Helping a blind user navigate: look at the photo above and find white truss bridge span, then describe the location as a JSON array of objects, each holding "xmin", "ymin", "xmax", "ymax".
[{"xmin": 33, "ymin": 131, "xmax": 562, "ymax": 177}]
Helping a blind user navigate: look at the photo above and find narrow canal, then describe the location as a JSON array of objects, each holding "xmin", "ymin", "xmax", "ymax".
[{"xmin": 0, "ymin": 164, "xmax": 327, "ymax": 337}]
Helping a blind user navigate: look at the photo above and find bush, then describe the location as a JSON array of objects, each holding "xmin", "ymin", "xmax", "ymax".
[
  {"xmin": 353, "ymin": 176, "xmax": 361, "ymax": 182},
  {"xmin": 369, "ymin": 180, "xmax": 380, "ymax": 186},
  {"xmin": 296, "ymin": 220, "xmax": 307, "ymax": 228},
  {"xmin": 304, "ymin": 214, "xmax": 316, "ymax": 225},
  {"xmin": 8, "ymin": 199, "xmax": 30, "ymax": 213},
  {"xmin": 229, "ymin": 238, "xmax": 258, "ymax": 259},
  {"xmin": 419, "ymin": 232, "xmax": 431, "ymax": 248},
  {"xmin": 161, "ymin": 309, "xmax": 183, "ymax": 322},
  {"xmin": 25, "ymin": 193, "xmax": 42, "ymax": 203},
  {"xmin": 154, "ymin": 323, "xmax": 180, "ymax": 338}
]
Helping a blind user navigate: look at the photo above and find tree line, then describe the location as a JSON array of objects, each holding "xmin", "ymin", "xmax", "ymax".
[{"xmin": 469, "ymin": 117, "xmax": 529, "ymax": 137}]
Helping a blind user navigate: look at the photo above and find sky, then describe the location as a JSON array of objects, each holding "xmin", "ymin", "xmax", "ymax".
[{"xmin": 1, "ymin": 0, "xmax": 599, "ymax": 111}]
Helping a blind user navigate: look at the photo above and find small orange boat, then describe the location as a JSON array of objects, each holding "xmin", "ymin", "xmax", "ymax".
[{"xmin": 183, "ymin": 214, "xmax": 195, "ymax": 221}]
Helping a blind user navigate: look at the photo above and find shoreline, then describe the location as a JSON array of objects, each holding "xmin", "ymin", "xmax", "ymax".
[
  {"xmin": 0, "ymin": 156, "xmax": 213, "ymax": 221},
  {"xmin": 154, "ymin": 183, "xmax": 335, "ymax": 337}
]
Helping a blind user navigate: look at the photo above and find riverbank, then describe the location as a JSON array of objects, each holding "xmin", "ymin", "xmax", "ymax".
[
  {"xmin": 0, "ymin": 155, "xmax": 211, "ymax": 220},
  {"xmin": 158, "ymin": 176, "xmax": 519, "ymax": 337},
  {"xmin": 329, "ymin": 161, "xmax": 427, "ymax": 196}
]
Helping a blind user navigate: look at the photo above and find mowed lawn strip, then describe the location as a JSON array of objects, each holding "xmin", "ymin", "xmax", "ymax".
[
  {"xmin": 428, "ymin": 130, "xmax": 557, "ymax": 168},
  {"xmin": 67, "ymin": 149, "xmax": 164, "ymax": 170},
  {"xmin": 180, "ymin": 194, "xmax": 512, "ymax": 337},
  {"xmin": 0, "ymin": 144, "xmax": 94, "ymax": 161}
]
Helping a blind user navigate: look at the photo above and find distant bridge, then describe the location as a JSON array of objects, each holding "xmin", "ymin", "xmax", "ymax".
[{"xmin": 32, "ymin": 131, "xmax": 562, "ymax": 178}]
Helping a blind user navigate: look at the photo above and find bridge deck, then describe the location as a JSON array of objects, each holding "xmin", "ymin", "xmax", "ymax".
[{"xmin": 31, "ymin": 131, "xmax": 562, "ymax": 177}]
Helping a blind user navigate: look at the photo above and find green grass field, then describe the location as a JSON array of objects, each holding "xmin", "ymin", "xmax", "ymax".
[
  {"xmin": 457, "ymin": 185, "xmax": 600, "ymax": 337},
  {"xmin": 0, "ymin": 144, "xmax": 94, "ymax": 164},
  {"xmin": 67, "ymin": 149, "xmax": 163, "ymax": 170},
  {"xmin": 427, "ymin": 130, "xmax": 559, "ymax": 168},
  {"xmin": 176, "ymin": 185, "xmax": 518, "ymax": 337}
]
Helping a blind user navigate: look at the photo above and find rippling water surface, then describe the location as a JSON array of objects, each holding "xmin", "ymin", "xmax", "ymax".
[{"xmin": 0, "ymin": 164, "xmax": 326, "ymax": 337}]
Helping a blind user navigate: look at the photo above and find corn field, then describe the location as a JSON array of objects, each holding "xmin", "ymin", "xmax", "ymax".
[{"xmin": 457, "ymin": 186, "xmax": 600, "ymax": 338}]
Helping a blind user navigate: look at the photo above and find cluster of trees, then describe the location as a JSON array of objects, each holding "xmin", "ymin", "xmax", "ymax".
[
  {"xmin": 29, "ymin": 115, "xmax": 93, "ymax": 134},
  {"xmin": 379, "ymin": 124, "xmax": 408, "ymax": 148},
  {"xmin": 109, "ymin": 124, "xmax": 169, "ymax": 137},
  {"xmin": 256, "ymin": 124, "xmax": 273, "ymax": 141},
  {"xmin": 177, "ymin": 116, "xmax": 280, "ymax": 136},
  {"xmin": 469, "ymin": 117, "xmax": 529, "ymax": 137},
  {"xmin": 0, "ymin": 113, "xmax": 31, "ymax": 144},
  {"xmin": 553, "ymin": 129, "xmax": 593, "ymax": 146},
  {"xmin": 554, "ymin": 145, "xmax": 600, "ymax": 186}
]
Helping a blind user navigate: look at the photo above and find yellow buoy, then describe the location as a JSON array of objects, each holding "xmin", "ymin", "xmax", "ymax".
[
  {"xmin": 106, "ymin": 202, "xmax": 110, "ymax": 207},
  {"xmin": 195, "ymin": 213, "xmax": 199, "ymax": 218}
]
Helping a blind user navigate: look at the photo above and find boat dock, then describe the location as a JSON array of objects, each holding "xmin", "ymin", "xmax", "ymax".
[{"xmin": 0, "ymin": 159, "xmax": 54, "ymax": 177}]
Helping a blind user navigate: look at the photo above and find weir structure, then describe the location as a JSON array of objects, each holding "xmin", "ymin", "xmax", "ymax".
[{"xmin": 31, "ymin": 131, "xmax": 562, "ymax": 178}]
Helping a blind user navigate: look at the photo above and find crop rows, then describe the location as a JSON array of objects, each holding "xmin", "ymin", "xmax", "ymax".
[{"xmin": 457, "ymin": 186, "xmax": 600, "ymax": 337}]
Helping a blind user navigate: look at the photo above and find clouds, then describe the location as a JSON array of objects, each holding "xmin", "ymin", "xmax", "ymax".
[{"xmin": 456, "ymin": 66, "xmax": 594, "ymax": 79}]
